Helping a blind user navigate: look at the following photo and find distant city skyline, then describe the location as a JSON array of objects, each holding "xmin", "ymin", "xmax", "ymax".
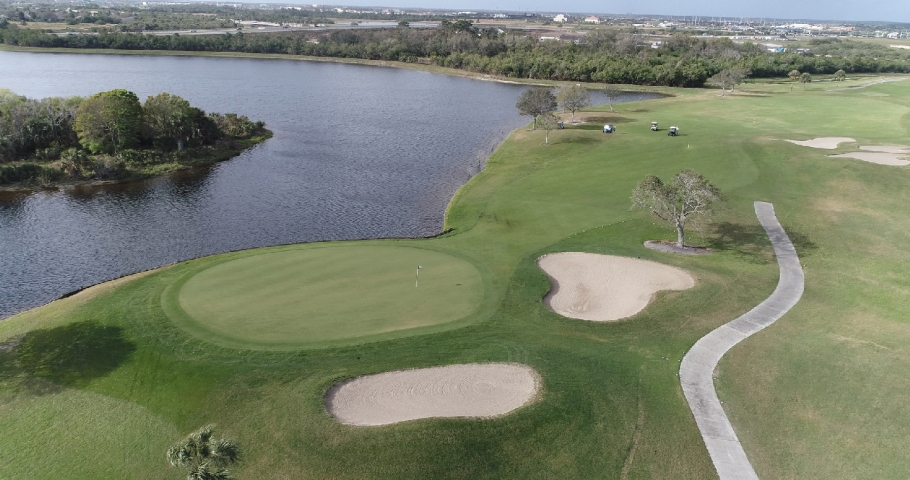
[{"xmin": 304, "ymin": 1, "xmax": 910, "ymax": 24}]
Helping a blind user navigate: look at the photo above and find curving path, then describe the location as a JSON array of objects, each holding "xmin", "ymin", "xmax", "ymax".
[{"xmin": 679, "ymin": 202, "xmax": 804, "ymax": 480}]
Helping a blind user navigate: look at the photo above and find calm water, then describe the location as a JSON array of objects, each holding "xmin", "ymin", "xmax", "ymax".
[{"xmin": 0, "ymin": 50, "xmax": 659, "ymax": 318}]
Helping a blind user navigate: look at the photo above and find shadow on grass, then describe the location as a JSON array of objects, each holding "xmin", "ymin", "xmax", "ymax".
[
  {"xmin": 1, "ymin": 321, "xmax": 136, "ymax": 393},
  {"xmin": 554, "ymin": 136, "xmax": 600, "ymax": 145},
  {"xmin": 707, "ymin": 222, "xmax": 817, "ymax": 260},
  {"xmin": 578, "ymin": 115, "xmax": 632, "ymax": 124}
]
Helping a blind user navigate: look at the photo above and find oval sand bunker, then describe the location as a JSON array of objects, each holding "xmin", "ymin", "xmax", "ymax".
[
  {"xmin": 326, "ymin": 363, "xmax": 539, "ymax": 426},
  {"xmin": 538, "ymin": 252, "xmax": 694, "ymax": 321}
]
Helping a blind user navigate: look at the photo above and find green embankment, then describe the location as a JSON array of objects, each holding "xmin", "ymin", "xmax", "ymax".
[{"xmin": 2, "ymin": 74, "xmax": 910, "ymax": 479}]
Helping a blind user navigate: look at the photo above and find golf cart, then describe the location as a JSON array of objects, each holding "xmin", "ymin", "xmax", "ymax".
[
  {"xmin": 651, "ymin": 122, "xmax": 659, "ymax": 131},
  {"xmin": 603, "ymin": 124, "xmax": 616, "ymax": 133},
  {"xmin": 668, "ymin": 126, "xmax": 679, "ymax": 136}
]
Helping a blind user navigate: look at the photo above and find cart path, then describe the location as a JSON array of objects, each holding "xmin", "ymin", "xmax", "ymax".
[{"xmin": 679, "ymin": 202, "xmax": 804, "ymax": 480}]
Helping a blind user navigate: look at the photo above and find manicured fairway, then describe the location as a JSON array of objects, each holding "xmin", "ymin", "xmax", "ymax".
[
  {"xmin": 3, "ymin": 73, "xmax": 910, "ymax": 479},
  {"xmin": 166, "ymin": 245, "xmax": 485, "ymax": 348}
]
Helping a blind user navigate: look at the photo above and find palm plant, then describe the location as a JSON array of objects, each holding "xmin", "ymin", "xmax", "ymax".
[
  {"xmin": 167, "ymin": 425, "xmax": 240, "ymax": 480},
  {"xmin": 788, "ymin": 70, "xmax": 800, "ymax": 91}
]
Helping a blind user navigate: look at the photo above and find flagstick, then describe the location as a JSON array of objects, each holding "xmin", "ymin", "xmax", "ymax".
[{"xmin": 416, "ymin": 265, "xmax": 422, "ymax": 287}]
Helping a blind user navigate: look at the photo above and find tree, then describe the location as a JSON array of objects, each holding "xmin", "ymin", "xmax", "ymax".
[
  {"xmin": 799, "ymin": 72, "xmax": 812, "ymax": 89},
  {"xmin": 631, "ymin": 169, "xmax": 722, "ymax": 248},
  {"xmin": 707, "ymin": 70, "xmax": 733, "ymax": 96},
  {"xmin": 556, "ymin": 84, "xmax": 590, "ymax": 123},
  {"xmin": 143, "ymin": 92, "xmax": 198, "ymax": 151},
  {"xmin": 834, "ymin": 69, "xmax": 846, "ymax": 82},
  {"xmin": 516, "ymin": 87, "xmax": 557, "ymax": 130},
  {"xmin": 73, "ymin": 89, "xmax": 142, "ymax": 154},
  {"xmin": 708, "ymin": 67, "xmax": 751, "ymax": 96},
  {"xmin": 602, "ymin": 86, "xmax": 622, "ymax": 112},
  {"xmin": 538, "ymin": 112, "xmax": 560, "ymax": 145},
  {"xmin": 728, "ymin": 67, "xmax": 751, "ymax": 93},
  {"xmin": 167, "ymin": 425, "xmax": 240, "ymax": 480},
  {"xmin": 788, "ymin": 69, "xmax": 800, "ymax": 91}
]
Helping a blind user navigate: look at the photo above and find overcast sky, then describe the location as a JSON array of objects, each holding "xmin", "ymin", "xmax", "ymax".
[{"xmin": 335, "ymin": 1, "xmax": 910, "ymax": 23}]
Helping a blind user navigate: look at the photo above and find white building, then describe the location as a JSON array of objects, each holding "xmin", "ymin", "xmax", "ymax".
[
  {"xmin": 584, "ymin": 16, "xmax": 600, "ymax": 24},
  {"xmin": 553, "ymin": 14, "xmax": 567, "ymax": 23}
]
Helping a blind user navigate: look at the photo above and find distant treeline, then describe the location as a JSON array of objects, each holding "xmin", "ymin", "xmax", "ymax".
[
  {"xmin": 0, "ymin": 88, "xmax": 268, "ymax": 185},
  {"xmin": 2, "ymin": 23, "xmax": 910, "ymax": 87}
]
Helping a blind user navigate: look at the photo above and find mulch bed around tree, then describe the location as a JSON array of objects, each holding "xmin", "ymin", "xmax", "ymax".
[{"xmin": 643, "ymin": 240, "xmax": 712, "ymax": 255}]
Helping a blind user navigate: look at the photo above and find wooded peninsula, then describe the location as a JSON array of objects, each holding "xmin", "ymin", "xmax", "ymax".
[{"xmin": 0, "ymin": 88, "xmax": 270, "ymax": 188}]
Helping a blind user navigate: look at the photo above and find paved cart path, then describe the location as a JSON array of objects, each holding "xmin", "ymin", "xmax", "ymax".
[{"xmin": 679, "ymin": 201, "xmax": 804, "ymax": 480}]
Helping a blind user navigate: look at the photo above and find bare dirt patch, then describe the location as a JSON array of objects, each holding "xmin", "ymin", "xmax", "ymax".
[
  {"xmin": 786, "ymin": 137, "xmax": 855, "ymax": 149},
  {"xmin": 643, "ymin": 240, "xmax": 711, "ymax": 255},
  {"xmin": 827, "ymin": 152, "xmax": 910, "ymax": 166},
  {"xmin": 326, "ymin": 363, "xmax": 540, "ymax": 426},
  {"xmin": 538, "ymin": 252, "xmax": 694, "ymax": 321}
]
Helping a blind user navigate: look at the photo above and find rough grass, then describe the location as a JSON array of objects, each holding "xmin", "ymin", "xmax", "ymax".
[{"xmin": 1, "ymin": 74, "xmax": 910, "ymax": 479}]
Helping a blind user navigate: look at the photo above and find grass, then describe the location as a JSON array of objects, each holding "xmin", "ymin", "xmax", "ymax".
[
  {"xmin": 163, "ymin": 244, "xmax": 486, "ymax": 350},
  {"xmin": 1, "ymin": 71, "xmax": 910, "ymax": 479}
]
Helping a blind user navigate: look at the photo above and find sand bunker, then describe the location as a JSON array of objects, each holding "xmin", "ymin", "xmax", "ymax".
[
  {"xmin": 326, "ymin": 363, "xmax": 540, "ymax": 426},
  {"xmin": 538, "ymin": 252, "xmax": 694, "ymax": 321},
  {"xmin": 786, "ymin": 137, "xmax": 855, "ymax": 149},
  {"xmin": 827, "ymin": 152, "xmax": 910, "ymax": 166},
  {"xmin": 859, "ymin": 145, "xmax": 910, "ymax": 154}
]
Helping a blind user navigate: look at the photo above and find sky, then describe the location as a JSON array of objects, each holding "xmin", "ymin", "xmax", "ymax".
[{"xmin": 328, "ymin": 0, "xmax": 910, "ymax": 24}]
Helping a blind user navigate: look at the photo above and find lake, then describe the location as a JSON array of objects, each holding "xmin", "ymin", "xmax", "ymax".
[{"xmin": 0, "ymin": 50, "xmax": 659, "ymax": 318}]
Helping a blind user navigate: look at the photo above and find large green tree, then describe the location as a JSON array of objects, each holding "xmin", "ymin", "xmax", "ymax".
[
  {"xmin": 516, "ymin": 87, "xmax": 557, "ymax": 130},
  {"xmin": 73, "ymin": 89, "xmax": 142, "ymax": 154},
  {"xmin": 167, "ymin": 425, "xmax": 240, "ymax": 480},
  {"xmin": 142, "ymin": 92, "xmax": 200, "ymax": 151},
  {"xmin": 631, "ymin": 170, "xmax": 722, "ymax": 248}
]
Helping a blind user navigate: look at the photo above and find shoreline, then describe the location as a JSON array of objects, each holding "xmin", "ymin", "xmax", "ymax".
[
  {"xmin": 0, "ymin": 130, "xmax": 272, "ymax": 193},
  {"xmin": 0, "ymin": 47, "xmax": 672, "ymax": 319},
  {"xmin": 0, "ymin": 44, "xmax": 683, "ymax": 95}
]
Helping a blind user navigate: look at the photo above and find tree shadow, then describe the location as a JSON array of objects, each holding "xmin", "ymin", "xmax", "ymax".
[
  {"xmin": 5, "ymin": 321, "xmax": 136, "ymax": 393},
  {"xmin": 554, "ymin": 136, "xmax": 600, "ymax": 145},
  {"xmin": 707, "ymin": 222, "xmax": 817, "ymax": 260},
  {"xmin": 579, "ymin": 115, "xmax": 632, "ymax": 124}
]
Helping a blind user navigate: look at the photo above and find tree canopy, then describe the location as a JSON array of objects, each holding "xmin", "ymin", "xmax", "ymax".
[
  {"xmin": 799, "ymin": 72, "xmax": 812, "ymax": 88},
  {"xmin": 73, "ymin": 89, "xmax": 143, "ymax": 154},
  {"xmin": 556, "ymin": 84, "xmax": 590, "ymax": 122},
  {"xmin": 1, "ymin": 89, "xmax": 268, "ymax": 185},
  {"xmin": 631, "ymin": 170, "xmax": 722, "ymax": 248},
  {"xmin": 708, "ymin": 67, "xmax": 751, "ymax": 95},
  {"xmin": 4, "ymin": 27, "xmax": 907, "ymax": 88},
  {"xmin": 143, "ymin": 92, "xmax": 206, "ymax": 151},
  {"xmin": 516, "ymin": 87, "xmax": 557, "ymax": 130},
  {"xmin": 602, "ymin": 86, "xmax": 623, "ymax": 112}
]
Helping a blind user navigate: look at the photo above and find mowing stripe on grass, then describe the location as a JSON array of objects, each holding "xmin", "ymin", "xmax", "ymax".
[{"xmin": 679, "ymin": 202, "xmax": 805, "ymax": 480}]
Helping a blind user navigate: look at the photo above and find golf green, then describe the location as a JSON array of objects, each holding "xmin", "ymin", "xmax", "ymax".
[{"xmin": 166, "ymin": 245, "xmax": 485, "ymax": 348}]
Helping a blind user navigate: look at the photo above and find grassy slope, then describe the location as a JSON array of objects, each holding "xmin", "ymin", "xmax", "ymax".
[{"xmin": 0, "ymin": 75, "xmax": 909, "ymax": 478}]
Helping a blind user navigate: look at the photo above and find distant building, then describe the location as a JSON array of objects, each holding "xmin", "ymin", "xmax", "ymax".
[
  {"xmin": 584, "ymin": 16, "xmax": 600, "ymax": 24},
  {"xmin": 553, "ymin": 14, "xmax": 567, "ymax": 23}
]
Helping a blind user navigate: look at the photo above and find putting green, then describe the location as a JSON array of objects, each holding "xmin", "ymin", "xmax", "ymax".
[{"xmin": 167, "ymin": 245, "xmax": 484, "ymax": 348}]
